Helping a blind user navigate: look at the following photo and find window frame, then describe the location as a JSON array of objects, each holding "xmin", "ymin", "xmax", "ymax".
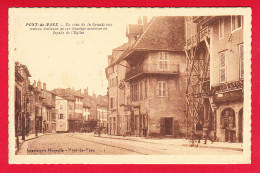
[
  {"xmin": 231, "ymin": 15, "xmax": 243, "ymax": 33},
  {"xmin": 219, "ymin": 17, "xmax": 225, "ymax": 39},
  {"xmin": 158, "ymin": 52, "xmax": 169, "ymax": 71},
  {"xmin": 110, "ymin": 97, "xmax": 113, "ymax": 109},
  {"xmin": 59, "ymin": 114, "xmax": 63, "ymax": 119},
  {"xmin": 239, "ymin": 43, "xmax": 244, "ymax": 80},
  {"xmin": 219, "ymin": 50, "xmax": 228, "ymax": 83},
  {"xmin": 157, "ymin": 81, "xmax": 168, "ymax": 97}
]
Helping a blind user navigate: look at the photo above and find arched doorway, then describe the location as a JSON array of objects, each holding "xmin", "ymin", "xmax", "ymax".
[
  {"xmin": 221, "ymin": 108, "xmax": 236, "ymax": 142},
  {"xmin": 238, "ymin": 108, "xmax": 243, "ymax": 142}
]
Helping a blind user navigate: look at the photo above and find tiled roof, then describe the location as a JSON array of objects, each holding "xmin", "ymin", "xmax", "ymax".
[
  {"xmin": 107, "ymin": 43, "xmax": 129, "ymax": 68},
  {"xmin": 113, "ymin": 43, "xmax": 129, "ymax": 51},
  {"xmin": 63, "ymin": 94, "xmax": 75, "ymax": 101},
  {"xmin": 115, "ymin": 16, "xmax": 185, "ymax": 64},
  {"xmin": 133, "ymin": 16, "xmax": 185, "ymax": 51}
]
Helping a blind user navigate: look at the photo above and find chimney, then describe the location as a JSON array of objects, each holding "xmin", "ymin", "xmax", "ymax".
[
  {"xmin": 92, "ymin": 91, "xmax": 96, "ymax": 99},
  {"xmin": 76, "ymin": 89, "xmax": 81, "ymax": 94},
  {"xmin": 84, "ymin": 87, "xmax": 88, "ymax": 96},
  {"xmin": 108, "ymin": 55, "xmax": 112, "ymax": 65},
  {"xmin": 33, "ymin": 80, "xmax": 36, "ymax": 88},
  {"xmin": 137, "ymin": 16, "xmax": 142, "ymax": 25},
  {"xmin": 143, "ymin": 16, "xmax": 148, "ymax": 31},
  {"xmin": 37, "ymin": 80, "xmax": 42, "ymax": 91},
  {"xmin": 43, "ymin": 82, "xmax": 46, "ymax": 90}
]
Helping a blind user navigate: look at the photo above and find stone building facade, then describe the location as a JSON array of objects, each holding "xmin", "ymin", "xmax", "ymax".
[
  {"xmin": 106, "ymin": 16, "xmax": 187, "ymax": 137},
  {"xmin": 185, "ymin": 16, "xmax": 244, "ymax": 142}
]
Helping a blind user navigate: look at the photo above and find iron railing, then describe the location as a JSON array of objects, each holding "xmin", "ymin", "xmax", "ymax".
[
  {"xmin": 125, "ymin": 63, "xmax": 179, "ymax": 80},
  {"xmin": 186, "ymin": 26, "xmax": 211, "ymax": 47}
]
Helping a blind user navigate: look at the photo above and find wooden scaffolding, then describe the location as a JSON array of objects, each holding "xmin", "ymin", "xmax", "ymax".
[{"xmin": 185, "ymin": 17, "xmax": 213, "ymax": 136}]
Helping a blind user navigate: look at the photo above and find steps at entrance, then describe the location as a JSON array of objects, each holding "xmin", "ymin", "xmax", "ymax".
[{"xmin": 165, "ymin": 135, "xmax": 174, "ymax": 138}]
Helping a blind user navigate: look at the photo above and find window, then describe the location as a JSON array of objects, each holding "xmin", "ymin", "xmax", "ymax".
[
  {"xmin": 159, "ymin": 52, "xmax": 168, "ymax": 70},
  {"xmin": 231, "ymin": 15, "xmax": 242, "ymax": 32},
  {"xmin": 219, "ymin": 50, "xmax": 228, "ymax": 83},
  {"xmin": 140, "ymin": 81, "xmax": 143, "ymax": 100},
  {"xmin": 136, "ymin": 82, "xmax": 139, "ymax": 101},
  {"xmin": 219, "ymin": 18, "xmax": 224, "ymax": 39},
  {"xmin": 126, "ymin": 96, "xmax": 130, "ymax": 105},
  {"xmin": 157, "ymin": 81, "xmax": 167, "ymax": 97},
  {"xmin": 145, "ymin": 78, "xmax": 147, "ymax": 99},
  {"xmin": 110, "ymin": 97, "xmax": 113, "ymax": 109},
  {"xmin": 239, "ymin": 43, "xmax": 244, "ymax": 79},
  {"xmin": 130, "ymin": 84, "xmax": 133, "ymax": 102},
  {"xmin": 59, "ymin": 114, "xmax": 63, "ymax": 119}
]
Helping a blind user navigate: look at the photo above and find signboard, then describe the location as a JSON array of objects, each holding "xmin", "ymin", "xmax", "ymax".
[{"xmin": 211, "ymin": 80, "xmax": 243, "ymax": 94}]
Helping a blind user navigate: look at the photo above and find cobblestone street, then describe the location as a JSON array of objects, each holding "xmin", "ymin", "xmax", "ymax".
[{"xmin": 17, "ymin": 133, "xmax": 243, "ymax": 155}]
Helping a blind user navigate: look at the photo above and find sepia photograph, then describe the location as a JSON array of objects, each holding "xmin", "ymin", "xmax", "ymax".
[{"xmin": 8, "ymin": 8, "xmax": 251, "ymax": 164}]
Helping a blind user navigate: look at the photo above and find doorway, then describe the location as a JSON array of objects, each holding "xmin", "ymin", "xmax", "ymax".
[{"xmin": 165, "ymin": 118, "xmax": 173, "ymax": 135}]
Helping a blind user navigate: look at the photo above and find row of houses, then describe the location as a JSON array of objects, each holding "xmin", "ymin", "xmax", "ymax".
[
  {"xmin": 15, "ymin": 62, "xmax": 108, "ymax": 142},
  {"xmin": 105, "ymin": 16, "xmax": 244, "ymax": 143},
  {"xmin": 52, "ymin": 88, "xmax": 108, "ymax": 132},
  {"xmin": 15, "ymin": 62, "xmax": 56, "ymax": 140}
]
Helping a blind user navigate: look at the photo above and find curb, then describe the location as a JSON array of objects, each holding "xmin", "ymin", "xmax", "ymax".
[
  {"xmin": 94, "ymin": 135, "xmax": 161, "ymax": 145},
  {"xmin": 182, "ymin": 144, "xmax": 243, "ymax": 151},
  {"xmin": 15, "ymin": 133, "xmax": 51, "ymax": 154},
  {"xmin": 95, "ymin": 135, "xmax": 243, "ymax": 152}
]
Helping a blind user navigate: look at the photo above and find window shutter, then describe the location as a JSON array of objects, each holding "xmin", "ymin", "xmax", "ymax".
[
  {"xmin": 156, "ymin": 82, "xmax": 160, "ymax": 97},
  {"xmin": 164, "ymin": 81, "xmax": 168, "ymax": 97},
  {"xmin": 220, "ymin": 52, "xmax": 226, "ymax": 83},
  {"xmin": 164, "ymin": 53, "xmax": 167, "ymax": 70},
  {"xmin": 239, "ymin": 44, "xmax": 244, "ymax": 79}
]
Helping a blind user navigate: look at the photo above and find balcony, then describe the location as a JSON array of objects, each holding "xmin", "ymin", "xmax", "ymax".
[
  {"xmin": 125, "ymin": 63, "xmax": 179, "ymax": 81},
  {"xmin": 199, "ymin": 26, "xmax": 211, "ymax": 42},
  {"xmin": 186, "ymin": 26, "xmax": 211, "ymax": 49}
]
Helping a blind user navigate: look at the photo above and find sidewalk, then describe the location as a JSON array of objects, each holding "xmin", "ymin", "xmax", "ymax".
[
  {"xmin": 15, "ymin": 133, "xmax": 48, "ymax": 154},
  {"xmin": 93, "ymin": 133, "xmax": 243, "ymax": 151}
]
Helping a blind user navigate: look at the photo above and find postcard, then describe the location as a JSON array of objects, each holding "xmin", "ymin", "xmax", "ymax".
[{"xmin": 8, "ymin": 7, "xmax": 251, "ymax": 164}]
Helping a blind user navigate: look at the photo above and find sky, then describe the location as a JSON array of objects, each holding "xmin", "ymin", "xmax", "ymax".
[
  {"xmin": 10, "ymin": 8, "xmax": 150, "ymax": 96},
  {"xmin": 9, "ymin": 8, "xmax": 248, "ymax": 96}
]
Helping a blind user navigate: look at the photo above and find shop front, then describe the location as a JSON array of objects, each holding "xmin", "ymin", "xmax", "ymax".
[{"xmin": 212, "ymin": 80, "xmax": 243, "ymax": 143}]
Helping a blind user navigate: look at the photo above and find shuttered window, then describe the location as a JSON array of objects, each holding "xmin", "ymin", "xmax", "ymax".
[
  {"xmin": 140, "ymin": 81, "xmax": 143, "ymax": 100},
  {"xmin": 157, "ymin": 81, "xmax": 167, "ymax": 97},
  {"xmin": 144, "ymin": 78, "xmax": 147, "ymax": 99},
  {"xmin": 219, "ymin": 18, "xmax": 224, "ymax": 39},
  {"xmin": 239, "ymin": 43, "xmax": 244, "ymax": 79},
  {"xmin": 219, "ymin": 51, "xmax": 227, "ymax": 83},
  {"xmin": 110, "ymin": 97, "xmax": 113, "ymax": 109},
  {"xmin": 159, "ymin": 52, "xmax": 168, "ymax": 70},
  {"xmin": 231, "ymin": 15, "xmax": 242, "ymax": 32}
]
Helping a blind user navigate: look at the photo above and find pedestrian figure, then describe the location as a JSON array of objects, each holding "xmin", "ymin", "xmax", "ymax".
[
  {"xmin": 97, "ymin": 127, "xmax": 101, "ymax": 136},
  {"xmin": 203, "ymin": 120, "xmax": 209, "ymax": 144},
  {"xmin": 26, "ymin": 125, "xmax": 29, "ymax": 137},
  {"xmin": 211, "ymin": 131, "xmax": 217, "ymax": 144},
  {"xmin": 196, "ymin": 121, "xmax": 203, "ymax": 143}
]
